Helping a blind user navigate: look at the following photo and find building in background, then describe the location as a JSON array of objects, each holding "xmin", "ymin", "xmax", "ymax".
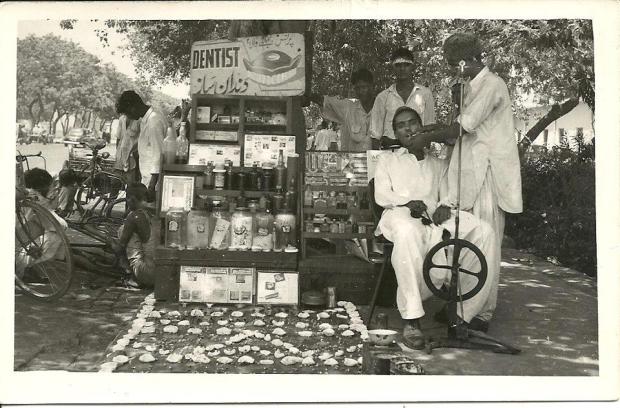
[{"xmin": 515, "ymin": 101, "xmax": 594, "ymax": 150}]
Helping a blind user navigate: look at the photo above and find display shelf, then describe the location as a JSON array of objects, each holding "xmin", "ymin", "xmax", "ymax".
[
  {"xmin": 302, "ymin": 208, "xmax": 371, "ymax": 216},
  {"xmin": 196, "ymin": 189, "xmax": 282, "ymax": 198},
  {"xmin": 154, "ymin": 247, "xmax": 298, "ymax": 269},
  {"xmin": 306, "ymin": 185, "xmax": 370, "ymax": 192},
  {"xmin": 302, "ymin": 232, "xmax": 374, "ymax": 239},
  {"xmin": 244, "ymin": 124, "xmax": 287, "ymax": 133},
  {"xmin": 195, "ymin": 123, "xmax": 239, "ymax": 131}
]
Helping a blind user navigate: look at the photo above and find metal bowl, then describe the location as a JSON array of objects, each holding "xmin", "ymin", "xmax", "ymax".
[{"xmin": 367, "ymin": 329, "xmax": 398, "ymax": 346}]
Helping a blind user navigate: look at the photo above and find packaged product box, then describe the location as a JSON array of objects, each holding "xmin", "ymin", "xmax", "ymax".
[
  {"xmin": 256, "ymin": 270, "xmax": 299, "ymax": 305},
  {"xmin": 188, "ymin": 144, "xmax": 241, "ymax": 166},
  {"xmin": 196, "ymin": 106, "xmax": 211, "ymax": 123}
]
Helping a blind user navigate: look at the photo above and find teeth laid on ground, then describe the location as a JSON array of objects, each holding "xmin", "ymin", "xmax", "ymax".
[
  {"xmin": 281, "ymin": 356, "xmax": 302, "ymax": 365},
  {"xmin": 264, "ymin": 334, "xmax": 272, "ymax": 342},
  {"xmin": 318, "ymin": 352, "xmax": 332, "ymax": 361},
  {"xmin": 297, "ymin": 312, "xmax": 310, "ymax": 319},
  {"xmin": 272, "ymin": 320, "xmax": 285, "ymax": 327},
  {"xmin": 234, "ymin": 321, "xmax": 246, "ymax": 328},
  {"xmin": 275, "ymin": 312, "xmax": 288, "ymax": 318},
  {"xmin": 336, "ymin": 314, "xmax": 348, "ymax": 319},
  {"xmin": 344, "ymin": 358, "xmax": 358, "ymax": 367},
  {"xmin": 159, "ymin": 349, "xmax": 170, "ymax": 355},
  {"xmin": 346, "ymin": 346, "xmax": 357, "ymax": 353},
  {"xmin": 360, "ymin": 332, "xmax": 369, "ymax": 341},
  {"xmin": 317, "ymin": 312, "xmax": 330, "ymax": 319},
  {"xmin": 271, "ymin": 339, "xmax": 284, "ymax": 347},
  {"xmin": 322, "ymin": 328, "xmax": 335, "ymax": 337},
  {"xmin": 295, "ymin": 322, "xmax": 309, "ymax": 329},
  {"xmin": 341, "ymin": 330, "xmax": 355, "ymax": 337},
  {"xmin": 191, "ymin": 354, "xmax": 210, "ymax": 364},
  {"xmin": 251, "ymin": 312, "xmax": 265, "ymax": 318},
  {"xmin": 254, "ymin": 332, "xmax": 265, "ymax": 339},
  {"xmin": 357, "ymin": 357, "xmax": 363, "ymax": 365},
  {"xmin": 116, "ymin": 338, "xmax": 130, "ymax": 347},
  {"xmin": 145, "ymin": 345, "xmax": 157, "ymax": 352},
  {"xmin": 178, "ymin": 320, "xmax": 190, "ymax": 326},
  {"xmin": 238, "ymin": 345, "xmax": 251, "ymax": 353},
  {"xmin": 187, "ymin": 328, "xmax": 202, "ymax": 335},
  {"xmin": 251, "ymin": 346, "xmax": 260, "ymax": 352},
  {"xmin": 199, "ymin": 321, "xmax": 210, "ymax": 326},
  {"xmin": 112, "ymin": 355, "xmax": 129, "ymax": 364},
  {"xmin": 139, "ymin": 353, "xmax": 156, "ymax": 363},
  {"xmin": 297, "ymin": 331, "xmax": 313, "ymax": 337},
  {"xmin": 167, "ymin": 311, "xmax": 181, "ymax": 318},
  {"xmin": 166, "ymin": 353, "xmax": 182, "ymax": 363},
  {"xmin": 216, "ymin": 327, "xmax": 232, "ymax": 335},
  {"xmin": 160, "ymin": 319, "xmax": 171, "ymax": 325},
  {"xmin": 231, "ymin": 311, "xmax": 244, "ymax": 317},
  {"xmin": 337, "ymin": 301, "xmax": 347, "ymax": 307},
  {"xmin": 163, "ymin": 325, "xmax": 179, "ymax": 334},
  {"xmin": 334, "ymin": 307, "xmax": 345, "ymax": 312},
  {"xmin": 319, "ymin": 323, "xmax": 333, "ymax": 330},
  {"xmin": 148, "ymin": 311, "xmax": 161, "ymax": 318},
  {"xmin": 190, "ymin": 309, "xmax": 204, "ymax": 317},
  {"xmin": 132, "ymin": 342, "xmax": 143, "ymax": 349},
  {"xmin": 207, "ymin": 350, "xmax": 220, "ymax": 357},
  {"xmin": 223, "ymin": 348, "xmax": 236, "ymax": 356},
  {"xmin": 217, "ymin": 356, "xmax": 233, "ymax": 365},
  {"xmin": 217, "ymin": 320, "xmax": 229, "ymax": 326},
  {"xmin": 335, "ymin": 350, "xmax": 344, "ymax": 357},
  {"xmin": 272, "ymin": 328, "xmax": 286, "ymax": 336},
  {"xmin": 260, "ymin": 349, "xmax": 271, "ymax": 356},
  {"xmin": 301, "ymin": 350, "xmax": 316, "ymax": 357},
  {"xmin": 324, "ymin": 358, "xmax": 338, "ymax": 366},
  {"xmin": 238, "ymin": 355, "xmax": 255, "ymax": 364},
  {"xmin": 111, "ymin": 344, "xmax": 125, "ymax": 352},
  {"xmin": 253, "ymin": 319, "xmax": 266, "ymax": 326},
  {"xmin": 274, "ymin": 349, "xmax": 285, "ymax": 359},
  {"xmin": 143, "ymin": 321, "xmax": 155, "ymax": 327},
  {"xmin": 259, "ymin": 359, "xmax": 274, "ymax": 365},
  {"xmin": 140, "ymin": 327, "xmax": 155, "ymax": 334},
  {"xmin": 99, "ymin": 362, "xmax": 118, "ymax": 372},
  {"xmin": 211, "ymin": 311, "xmax": 223, "ymax": 317},
  {"xmin": 302, "ymin": 356, "xmax": 316, "ymax": 366}
]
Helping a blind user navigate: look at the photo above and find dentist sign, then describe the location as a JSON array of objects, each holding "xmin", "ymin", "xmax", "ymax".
[{"xmin": 190, "ymin": 33, "xmax": 306, "ymax": 96}]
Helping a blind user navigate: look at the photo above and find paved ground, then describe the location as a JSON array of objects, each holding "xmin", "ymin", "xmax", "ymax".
[{"xmin": 13, "ymin": 248, "xmax": 598, "ymax": 375}]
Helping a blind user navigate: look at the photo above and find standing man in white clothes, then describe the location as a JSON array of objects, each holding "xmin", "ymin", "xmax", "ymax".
[
  {"xmin": 115, "ymin": 90, "xmax": 167, "ymax": 201},
  {"xmin": 414, "ymin": 33, "xmax": 523, "ymax": 332},
  {"xmin": 370, "ymin": 47, "xmax": 435, "ymax": 149},
  {"xmin": 374, "ymin": 106, "xmax": 497, "ymax": 349}
]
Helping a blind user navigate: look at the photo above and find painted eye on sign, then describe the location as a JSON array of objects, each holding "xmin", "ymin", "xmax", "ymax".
[{"xmin": 190, "ymin": 33, "xmax": 306, "ymax": 96}]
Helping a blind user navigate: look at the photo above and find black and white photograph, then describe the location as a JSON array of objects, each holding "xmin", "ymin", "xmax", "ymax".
[{"xmin": 1, "ymin": 1, "xmax": 619, "ymax": 406}]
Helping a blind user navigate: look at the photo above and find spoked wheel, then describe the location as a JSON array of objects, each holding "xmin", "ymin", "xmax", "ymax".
[
  {"xmin": 422, "ymin": 238, "xmax": 487, "ymax": 301},
  {"xmin": 15, "ymin": 200, "xmax": 74, "ymax": 300}
]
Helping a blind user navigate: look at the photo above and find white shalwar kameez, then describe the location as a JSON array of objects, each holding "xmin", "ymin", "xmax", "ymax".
[
  {"xmin": 374, "ymin": 148, "xmax": 498, "ymax": 322},
  {"xmin": 444, "ymin": 67, "xmax": 523, "ymax": 321},
  {"xmin": 138, "ymin": 107, "xmax": 167, "ymax": 186}
]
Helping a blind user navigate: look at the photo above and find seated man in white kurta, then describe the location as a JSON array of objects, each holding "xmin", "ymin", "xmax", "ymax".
[{"xmin": 373, "ymin": 106, "xmax": 498, "ymax": 350}]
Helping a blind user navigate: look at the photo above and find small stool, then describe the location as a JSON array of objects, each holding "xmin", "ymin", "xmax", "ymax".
[{"xmin": 366, "ymin": 235, "xmax": 394, "ymax": 327}]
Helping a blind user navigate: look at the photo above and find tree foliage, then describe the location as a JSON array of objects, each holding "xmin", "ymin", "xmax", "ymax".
[
  {"xmin": 16, "ymin": 34, "xmax": 178, "ymax": 135},
  {"xmin": 88, "ymin": 19, "xmax": 593, "ymax": 135}
]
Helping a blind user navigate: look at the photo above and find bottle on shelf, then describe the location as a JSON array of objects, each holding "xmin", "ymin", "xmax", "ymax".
[
  {"xmin": 208, "ymin": 198, "xmax": 230, "ymax": 250},
  {"xmin": 213, "ymin": 164, "xmax": 226, "ymax": 190},
  {"xmin": 248, "ymin": 162, "xmax": 259, "ymax": 191},
  {"xmin": 163, "ymin": 125, "xmax": 178, "ymax": 165},
  {"xmin": 175, "ymin": 122, "xmax": 189, "ymax": 164},
  {"xmin": 314, "ymin": 191, "xmax": 327, "ymax": 211},
  {"xmin": 303, "ymin": 185, "xmax": 313, "ymax": 208},
  {"xmin": 274, "ymin": 149, "xmax": 286, "ymax": 191},
  {"xmin": 262, "ymin": 165, "xmax": 274, "ymax": 192},
  {"xmin": 285, "ymin": 172, "xmax": 297, "ymax": 211},
  {"xmin": 272, "ymin": 188, "xmax": 285, "ymax": 213},
  {"xmin": 186, "ymin": 207, "xmax": 210, "ymax": 249},
  {"xmin": 359, "ymin": 191, "xmax": 370, "ymax": 210},
  {"xmin": 224, "ymin": 160, "xmax": 233, "ymax": 190},
  {"xmin": 258, "ymin": 194, "xmax": 268, "ymax": 211},
  {"xmin": 252, "ymin": 210, "xmax": 274, "ymax": 252},
  {"xmin": 165, "ymin": 207, "xmax": 187, "ymax": 249},
  {"xmin": 327, "ymin": 190, "xmax": 338, "ymax": 208},
  {"xmin": 274, "ymin": 210, "xmax": 296, "ymax": 252},
  {"xmin": 204, "ymin": 161, "xmax": 215, "ymax": 189},
  {"xmin": 230, "ymin": 207, "xmax": 253, "ymax": 251}
]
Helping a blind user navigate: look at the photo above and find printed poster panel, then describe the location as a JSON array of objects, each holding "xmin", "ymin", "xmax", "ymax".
[
  {"xmin": 256, "ymin": 271, "xmax": 299, "ymax": 305},
  {"xmin": 366, "ymin": 150, "xmax": 384, "ymax": 182},
  {"xmin": 228, "ymin": 268, "xmax": 255, "ymax": 304},
  {"xmin": 188, "ymin": 144, "xmax": 241, "ymax": 166},
  {"xmin": 243, "ymin": 134, "xmax": 296, "ymax": 167},
  {"xmin": 179, "ymin": 266, "xmax": 207, "ymax": 303},
  {"xmin": 190, "ymin": 33, "xmax": 305, "ymax": 96},
  {"xmin": 161, "ymin": 175, "xmax": 194, "ymax": 212},
  {"xmin": 203, "ymin": 267, "xmax": 230, "ymax": 304}
]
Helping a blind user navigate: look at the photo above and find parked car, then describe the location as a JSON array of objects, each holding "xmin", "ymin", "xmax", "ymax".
[{"xmin": 64, "ymin": 128, "xmax": 93, "ymax": 146}]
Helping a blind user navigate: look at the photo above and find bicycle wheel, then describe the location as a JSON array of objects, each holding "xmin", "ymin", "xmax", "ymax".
[{"xmin": 15, "ymin": 200, "xmax": 74, "ymax": 300}]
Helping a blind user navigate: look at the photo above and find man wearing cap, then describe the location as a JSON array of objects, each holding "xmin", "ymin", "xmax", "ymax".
[
  {"xmin": 370, "ymin": 47, "xmax": 435, "ymax": 150},
  {"xmin": 414, "ymin": 32, "xmax": 523, "ymax": 331}
]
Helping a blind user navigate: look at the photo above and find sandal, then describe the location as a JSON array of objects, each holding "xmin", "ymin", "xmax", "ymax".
[{"xmin": 402, "ymin": 325, "xmax": 426, "ymax": 350}]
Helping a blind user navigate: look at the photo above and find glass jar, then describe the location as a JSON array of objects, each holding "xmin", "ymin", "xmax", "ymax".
[
  {"xmin": 274, "ymin": 210, "xmax": 296, "ymax": 251},
  {"xmin": 262, "ymin": 165, "xmax": 274, "ymax": 192},
  {"xmin": 336, "ymin": 192, "xmax": 347, "ymax": 209},
  {"xmin": 327, "ymin": 190, "xmax": 337, "ymax": 208},
  {"xmin": 252, "ymin": 210, "xmax": 275, "ymax": 252},
  {"xmin": 204, "ymin": 161, "xmax": 215, "ymax": 189},
  {"xmin": 230, "ymin": 207, "xmax": 253, "ymax": 251},
  {"xmin": 209, "ymin": 202, "xmax": 230, "ymax": 250},
  {"xmin": 186, "ymin": 208, "xmax": 210, "ymax": 249},
  {"xmin": 214, "ymin": 165, "xmax": 226, "ymax": 190},
  {"xmin": 314, "ymin": 191, "xmax": 327, "ymax": 211},
  {"xmin": 165, "ymin": 207, "xmax": 187, "ymax": 249}
]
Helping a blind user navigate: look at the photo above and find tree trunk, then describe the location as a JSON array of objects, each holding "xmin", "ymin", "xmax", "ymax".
[
  {"xmin": 519, "ymin": 98, "xmax": 580, "ymax": 154},
  {"xmin": 28, "ymin": 98, "xmax": 38, "ymax": 126},
  {"xmin": 49, "ymin": 103, "xmax": 58, "ymax": 134},
  {"xmin": 35, "ymin": 96, "xmax": 44, "ymax": 125},
  {"xmin": 62, "ymin": 113, "xmax": 70, "ymax": 136}
]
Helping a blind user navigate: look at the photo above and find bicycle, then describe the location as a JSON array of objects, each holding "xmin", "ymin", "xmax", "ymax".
[
  {"xmin": 68, "ymin": 137, "xmax": 127, "ymax": 223},
  {"xmin": 15, "ymin": 151, "xmax": 74, "ymax": 300}
]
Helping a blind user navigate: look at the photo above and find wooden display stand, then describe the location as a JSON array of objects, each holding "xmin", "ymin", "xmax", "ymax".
[{"xmin": 154, "ymin": 94, "xmax": 303, "ymax": 302}]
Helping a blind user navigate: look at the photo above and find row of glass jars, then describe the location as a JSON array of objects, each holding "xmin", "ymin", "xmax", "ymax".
[
  {"xmin": 165, "ymin": 206, "xmax": 297, "ymax": 252},
  {"xmin": 303, "ymin": 187, "xmax": 370, "ymax": 210}
]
